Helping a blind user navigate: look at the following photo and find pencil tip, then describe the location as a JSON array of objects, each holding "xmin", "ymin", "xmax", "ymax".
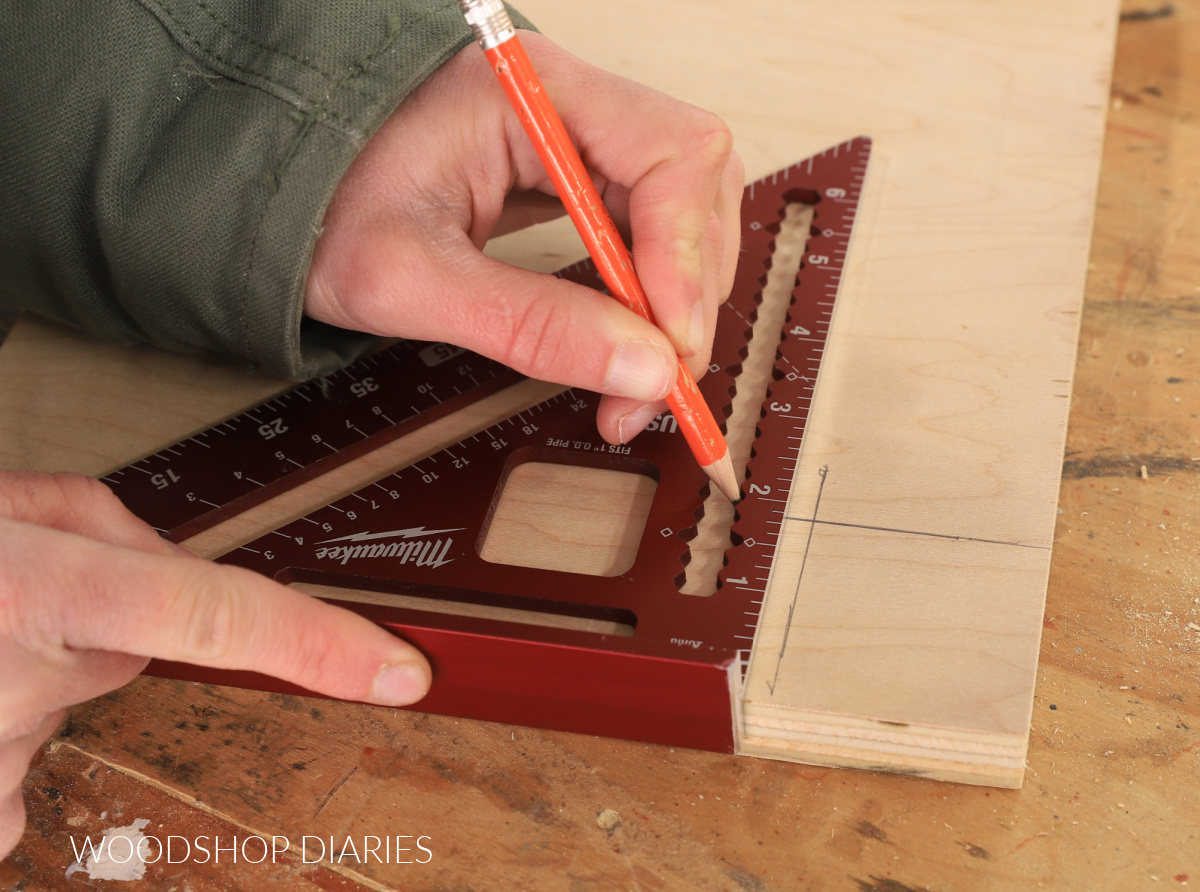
[{"xmin": 703, "ymin": 453, "xmax": 741, "ymax": 502}]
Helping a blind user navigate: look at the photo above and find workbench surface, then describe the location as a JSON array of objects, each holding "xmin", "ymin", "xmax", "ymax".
[{"xmin": 4, "ymin": 1, "xmax": 1200, "ymax": 890}]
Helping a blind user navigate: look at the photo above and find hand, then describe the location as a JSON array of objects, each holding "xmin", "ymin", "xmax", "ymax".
[
  {"xmin": 0, "ymin": 471, "xmax": 431, "ymax": 859},
  {"xmin": 304, "ymin": 32, "xmax": 744, "ymax": 444}
]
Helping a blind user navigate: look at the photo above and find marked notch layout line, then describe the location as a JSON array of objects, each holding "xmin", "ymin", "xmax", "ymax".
[
  {"xmin": 767, "ymin": 464, "xmax": 829, "ymax": 695},
  {"xmin": 781, "ymin": 517, "xmax": 1050, "ymax": 551}
]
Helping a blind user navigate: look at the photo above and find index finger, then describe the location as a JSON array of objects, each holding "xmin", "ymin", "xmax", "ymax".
[
  {"xmin": 5, "ymin": 518, "xmax": 430, "ymax": 707},
  {"xmin": 512, "ymin": 36, "xmax": 742, "ymax": 359}
]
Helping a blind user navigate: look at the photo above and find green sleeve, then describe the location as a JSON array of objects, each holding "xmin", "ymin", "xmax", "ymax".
[{"xmin": 0, "ymin": 0, "xmax": 533, "ymax": 379}]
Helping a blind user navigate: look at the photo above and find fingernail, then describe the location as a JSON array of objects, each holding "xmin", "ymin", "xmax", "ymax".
[
  {"xmin": 617, "ymin": 403, "xmax": 665, "ymax": 444},
  {"xmin": 606, "ymin": 340, "xmax": 673, "ymax": 402},
  {"xmin": 683, "ymin": 301, "xmax": 705, "ymax": 356},
  {"xmin": 372, "ymin": 662, "xmax": 429, "ymax": 706}
]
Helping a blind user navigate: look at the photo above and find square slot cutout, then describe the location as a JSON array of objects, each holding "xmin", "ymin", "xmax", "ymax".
[{"xmin": 479, "ymin": 459, "xmax": 657, "ymax": 577}]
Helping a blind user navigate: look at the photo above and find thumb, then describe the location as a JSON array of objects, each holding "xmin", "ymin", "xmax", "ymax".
[{"xmin": 8, "ymin": 520, "xmax": 430, "ymax": 707}]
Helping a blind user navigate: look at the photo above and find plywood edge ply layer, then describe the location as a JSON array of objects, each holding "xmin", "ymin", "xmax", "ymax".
[{"xmin": 737, "ymin": 720, "xmax": 1027, "ymax": 789}]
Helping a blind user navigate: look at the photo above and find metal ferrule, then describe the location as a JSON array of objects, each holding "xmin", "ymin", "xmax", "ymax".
[{"xmin": 457, "ymin": 0, "xmax": 516, "ymax": 50}]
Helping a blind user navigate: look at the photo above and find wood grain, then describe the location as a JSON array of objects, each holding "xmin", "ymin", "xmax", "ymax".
[
  {"xmin": 479, "ymin": 461, "xmax": 658, "ymax": 577},
  {"xmin": 7, "ymin": 1, "xmax": 1200, "ymax": 889},
  {"xmin": 728, "ymin": 0, "xmax": 1119, "ymax": 785},
  {"xmin": 0, "ymin": 315, "xmax": 290, "ymax": 477}
]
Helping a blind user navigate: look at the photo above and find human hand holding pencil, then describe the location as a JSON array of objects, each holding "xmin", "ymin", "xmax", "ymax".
[
  {"xmin": 457, "ymin": 0, "xmax": 740, "ymax": 498},
  {"xmin": 304, "ymin": 19, "xmax": 744, "ymax": 494}
]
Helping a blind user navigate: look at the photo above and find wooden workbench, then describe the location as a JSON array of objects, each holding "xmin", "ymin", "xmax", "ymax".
[{"xmin": 4, "ymin": 1, "xmax": 1200, "ymax": 889}]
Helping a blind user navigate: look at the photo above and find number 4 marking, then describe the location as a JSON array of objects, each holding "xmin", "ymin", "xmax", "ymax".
[{"xmin": 791, "ymin": 325, "xmax": 810, "ymax": 337}]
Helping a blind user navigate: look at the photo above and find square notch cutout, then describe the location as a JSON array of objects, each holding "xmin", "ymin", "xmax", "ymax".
[{"xmin": 479, "ymin": 452, "xmax": 658, "ymax": 577}]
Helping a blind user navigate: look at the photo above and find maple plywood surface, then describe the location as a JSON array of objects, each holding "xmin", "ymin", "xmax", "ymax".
[
  {"xmin": 519, "ymin": 0, "xmax": 1117, "ymax": 783},
  {"xmin": 7, "ymin": 1, "xmax": 1200, "ymax": 889}
]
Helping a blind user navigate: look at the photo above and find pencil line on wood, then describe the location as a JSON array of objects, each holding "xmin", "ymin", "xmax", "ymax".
[
  {"xmin": 782, "ymin": 517, "xmax": 1051, "ymax": 550},
  {"xmin": 768, "ymin": 464, "xmax": 829, "ymax": 695}
]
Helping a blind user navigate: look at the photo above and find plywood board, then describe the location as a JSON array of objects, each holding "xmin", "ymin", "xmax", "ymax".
[{"xmin": 487, "ymin": 0, "xmax": 1122, "ymax": 786}]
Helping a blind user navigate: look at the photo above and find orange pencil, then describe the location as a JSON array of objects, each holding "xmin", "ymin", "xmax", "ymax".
[{"xmin": 457, "ymin": 0, "xmax": 740, "ymax": 501}]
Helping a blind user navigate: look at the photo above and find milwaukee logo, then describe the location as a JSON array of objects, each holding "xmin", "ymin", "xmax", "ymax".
[
  {"xmin": 314, "ymin": 527, "xmax": 463, "ymax": 568},
  {"xmin": 317, "ymin": 526, "xmax": 463, "ymax": 545}
]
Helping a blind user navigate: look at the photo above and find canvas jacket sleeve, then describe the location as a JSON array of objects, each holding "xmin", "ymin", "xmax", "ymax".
[{"xmin": 0, "ymin": 0, "xmax": 532, "ymax": 379}]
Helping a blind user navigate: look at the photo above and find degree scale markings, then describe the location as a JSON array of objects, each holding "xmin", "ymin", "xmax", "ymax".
[{"xmin": 102, "ymin": 341, "xmax": 519, "ymax": 542}]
